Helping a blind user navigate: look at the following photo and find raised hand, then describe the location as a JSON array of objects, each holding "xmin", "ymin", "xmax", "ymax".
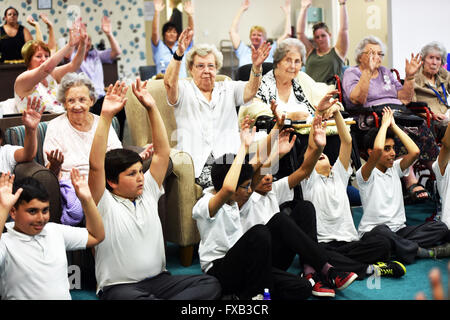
[
  {"xmin": 102, "ymin": 81, "xmax": 128, "ymax": 117},
  {"xmin": 301, "ymin": 0, "xmax": 312, "ymax": 9},
  {"xmin": 240, "ymin": 115, "xmax": 256, "ymax": 148},
  {"xmin": 22, "ymin": 96, "xmax": 45, "ymax": 130},
  {"xmin": 381, "ymin": 106, "xmax": 394, "ymax": 127},
  {"xmin": 39, "ymin": 13, "xmax": 53, "ymax": 27},
  {"xmin": 70, "ymin": 168, "xmax": 91, "ymax": 203},
  {"xmin": 101, "ymin": 15, "xmax": 112, "ymax": 35},
  {"xmin": 312, "ymin": 115, "xmax": 327, "ymax": 148},
  {"xmin": 241, "ymin": 0, "xmax": 250, "ymax": 11},
  {"xmin": 183, "ymin": 0, "xmax": 195, "ymax": 16},
  {"xmin": 405, "ymin": 53, "xmax": 422, "ymax": 78},
  {"xmin": 176, "ymin": 27, "xmax": 194, "ymax": 56},
  {"xmin": 154, "ymin": 0, "xmax": 165, "ymax": 13},
  {"xmin": 270, "ymin": 99, "xmax": 286, "ymax": 130},
  {"xmin": 139, "ymin": 143, "xmax": 154, "ymax": 161},
  {"xmin": 281, "ymin": 0, "xmax": 291, "ymax": 15},
  {"xmin": 131, "ymin": 77, "xmax": 156, "ymax": 111},
  {"xmin": 277, "ymin": 128, "xmax": 296, "ymax": 156},
  {"xmin": 251, "ymin": 41, "xmax": 271, "ymax": 68},
  {"xmin": 45, "ymin": 149, "xmax": 64, "ymax": 179},
  {"xmin": 317, "ymin": 90, "xmax": 339, "ymax": 113},
  {"xmin": 26, "ymin": 15, "xmax": 38, "ymax": 27},
  {"xmin": 68, "ymin": 17, "xmax": 82, "ymax": 47},
  {"xmin": 0, "ymin": 173, "xmax": 22, "ymax": 215}
]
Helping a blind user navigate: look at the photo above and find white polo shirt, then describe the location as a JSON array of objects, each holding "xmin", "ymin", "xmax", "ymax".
[
  {"xmin": 169, "ymin": 79, "xmax": 246, "ymax": 178},
  {"xmin": 432, "ymin": 160, "xmax": 450, "ymax": 228},
  {"xmin": 301, "ymin": 159, "xmax": 359, "ymax": 243},
  {"xmin": 240, "ymin": 177, "xmax": 293, "ymax": 233},
  {"xmin": 356, "ymin": 159, "xmax": 409, "ymax": 235},
  {"xmin": 0, "ymin": 144, "xmax": 22, "ymax": 173},
  {"xmin": 192, "ymin": 187, "xmax": 244, "ymax": 273},
  {"xmin": 94, "ymin": 171, "xmax": 166, "ymax": 293},
  {"xmin": 0, "ymin": 222, "xmax": 88, "ymax": 300}
]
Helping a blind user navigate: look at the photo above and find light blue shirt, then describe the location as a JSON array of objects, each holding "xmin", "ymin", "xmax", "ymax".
[
  {"xmin": 151, "ymin": 40, "xmax": 193, "ymax": 79},
  {"xmin": 234, "ymin": 41, "xmax": 277, "ymax": 67}
]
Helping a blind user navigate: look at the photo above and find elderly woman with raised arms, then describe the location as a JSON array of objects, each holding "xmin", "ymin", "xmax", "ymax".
[{"xmin": 164, "ymin": 27, "xmax": 271, "ymax": 189}]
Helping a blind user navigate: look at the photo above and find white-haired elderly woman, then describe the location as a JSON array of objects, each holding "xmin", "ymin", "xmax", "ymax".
[
  {"xmin": 413, "ymin": 41, "xmax": 450, "ymax": 138},
  {"xmin": 164, "ymin": 27, "xmax": 271, "ymax": 188},
  {"xmin": 342, "ymin": 35, "xmax": 439, "ymax": 203},
  {"xmin": 254, "ymin": 38, "xmax": 341, "ymax": 178},
  {"xmin": 43, "ymin": 72, "xmax": 122, "ymax": 225}
]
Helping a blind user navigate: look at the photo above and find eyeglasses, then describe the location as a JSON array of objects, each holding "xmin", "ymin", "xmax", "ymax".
[
  {"xmin": 238, "ymin": 183, "xmax": 251, "ymax": 191},
  {"xmin": 362, "ymin": 51, "xmax": 385, "ymax": 58},
  {"xmin": 282, "ymin": 58, "xmax": 302, "ymax": 66},
  {"xmin": 194, "ymin": 63, "xmax": 216, "ymax": 71}
]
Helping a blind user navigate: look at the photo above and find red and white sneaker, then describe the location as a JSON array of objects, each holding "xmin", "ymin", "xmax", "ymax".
[
  {"xmin": 327, "ymin": 269, "xmax": 357, "ymax": 291},
  {"xmin": 304, "ymin": 273, "xmax": 336, "ymax": 298}
]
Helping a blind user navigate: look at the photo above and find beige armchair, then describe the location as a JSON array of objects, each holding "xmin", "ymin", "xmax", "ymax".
[{"xmin": 124, "ymin": 75, "xmax": 231, "ymax": 266}]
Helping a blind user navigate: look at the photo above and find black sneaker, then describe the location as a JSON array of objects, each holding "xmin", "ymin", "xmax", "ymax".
[
  {"xmin": 374, "ymin": 261, "xmax": 406, "ymax": 278},
  {"xmin": 431, "ymin": 242, "xmax": 450, "ymax": 259},
  {"xmin": 326, "ymin": 268, "xmax": 357, "ymax": 291}
]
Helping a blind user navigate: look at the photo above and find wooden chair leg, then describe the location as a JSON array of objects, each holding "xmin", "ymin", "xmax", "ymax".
[{"xmin": 179, "ymin": 245, "xmax": 194, "ymax": 267}]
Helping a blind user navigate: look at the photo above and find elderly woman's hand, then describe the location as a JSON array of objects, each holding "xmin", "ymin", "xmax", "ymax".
[
  {"xmin": 405, "ymin": 53, "xmax": 423, "ymax": 78},
  {"xmin": 102, "ymin": 81, "xmax": 128, "ymax": 117},
  {"xmin": 251, "ymin": 41, "xmax": 271, "ymax": 69},
  {"xmin": 176, "ymin": 27, "xmax": 194, "ymax": 57},
  {"xmin": 131, "ymin": 77, "xmax": 157, "ymax": 111}
]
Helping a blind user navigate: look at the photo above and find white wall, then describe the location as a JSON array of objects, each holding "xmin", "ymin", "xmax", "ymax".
[{"xmin": 389, "ymin": 0, "xmax": 450, "ymax": 78}]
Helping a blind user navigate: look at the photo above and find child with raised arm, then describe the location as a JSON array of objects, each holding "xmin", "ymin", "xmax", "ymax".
[
  {"xmin": 88, "ymin": 79, "xmax": 221, "ymax": 300},
  {"xmin": 0, "ymin": 97, "xmax": 44, "ymax": 173},
  {"xmin": 356, "ymin": 107, "xmax": 450, "ymax": 264},
  {"xmin": 301, "ymin": 105, "xmax": 405, "ymax": 279},
  {"xmin": 0, "ymin": 168, "xmax": 104, "ymax": 300},
  {"xmin": 430, "ymin": 122, "xmax": 450, "ymax": 257}
]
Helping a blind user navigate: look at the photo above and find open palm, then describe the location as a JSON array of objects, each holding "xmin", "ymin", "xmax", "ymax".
[
  {"xmin": 103, "ymin": 81, "xmax": 128, "ymax": 116},
  {"xmin": 22, "ymin": 96, "xmax": 44, "ymax": 130}
]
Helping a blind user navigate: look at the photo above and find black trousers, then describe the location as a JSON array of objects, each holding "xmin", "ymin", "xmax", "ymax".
[
  {"xmin": 99, "ymin": 271, "xmax": 221, "ymax": 300},
  {"xmin": 363, "ymin": 222, "xmax": 450, "ymax": 264},
  {"xmin": 207, "ymin": 225, "xmax": 312, "ymax": 300}
]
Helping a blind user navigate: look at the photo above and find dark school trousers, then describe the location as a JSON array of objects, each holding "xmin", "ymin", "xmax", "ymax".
[
  {"xmin": 363, "ymin": 221, "xmax": 450, "ymax": 264},
  {"xmin": 99, "ymin": 271, "xmax": 221, "ymax": 300},
  {"xmin": 207, "ymin": 225, "xmax": 312, "ymax": 300}
]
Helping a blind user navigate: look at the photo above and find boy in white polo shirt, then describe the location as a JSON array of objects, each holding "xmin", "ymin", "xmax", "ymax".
[
  {"xmin": 0, "ymin": 169, "xmax": 105, "ymax": 300},
  {"xmin": 88, "ymin": 79, "xmax": 221, "ymax": 300},
  {"xmin": 301, "ymin": 105, "xmax": 405, "ymax": 279},
  {"xmin": 356, "ymin": 107, "xmax": 450, "ymax": 264},
  {"xmin": 430, "ymin": 122, "xmax": 450, "ymax": 258}
]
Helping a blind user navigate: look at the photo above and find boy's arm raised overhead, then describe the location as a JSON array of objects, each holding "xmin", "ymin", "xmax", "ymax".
[
  {"xmin": 334, "ymin": 105, "xmax": 353, "ymax": 170},
  {"xmin": 89, "ymin": 81, "xmax": 128, "ymax": 204},
  {"xmin": 0, "ymin": 173, "xmax": 23, "ymax": 240},
  {"xmin": 360, "ymin": 107, "xmax": 393, "ymax": 181},
  {"xmin": 208, "ymin": 118, "xmax": 256, "ymax": 217},
  {"xmin": 71, "ymin": 168, "xmax": 104, "ymax": 247},
  {"xmin": 438, "ymin": 123, "xmax": 450, "ymax": 175},
  {"xmin": 131, "ymin": 78, "xmax": 170, "ymax": 187}
]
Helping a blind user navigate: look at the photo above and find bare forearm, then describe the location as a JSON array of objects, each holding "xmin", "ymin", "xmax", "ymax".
[
  {"xmin": 164, "ymin": 57, "xmax": 181, "ymax": 104},
  {"xmin": 106, "ymin": 33, "xmax": 121, "ymax": 58},
  {"xmin": 349, "ymin": 70, "xmax": 372, "ymax": 105},
  {"xmin": 243, "ymin": 67, "xmax": 262, "ymax": 103},
  {"xmin": 81, "ymin": 197, "xmax": 105, "ymax": 243},
  {"xmin": 397, "ymin": 78, "xmax": 415, "ymax": 103},
  {"xmin": 334, "ymin": 110, "xmax": 351, "ymax": 145},
  {"xmin": 22, "ymin": 128, "xmax": 37, "ymax": 161},
  {"xmin": 147, "ymin": 108, "xmax": 170, "ymax": 158}
]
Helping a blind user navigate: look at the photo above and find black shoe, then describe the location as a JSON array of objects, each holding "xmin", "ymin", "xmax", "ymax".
[
  {"xmin": 374, "ymin": 261, "xmax": 406, "ymax": 278},
  {"xmin": 326, "ymin": 268, "xmax": 357, "ymax": 291}
]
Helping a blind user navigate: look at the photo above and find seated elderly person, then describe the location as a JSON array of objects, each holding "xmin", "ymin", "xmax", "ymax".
[
  {"xmin": 246, "ymin": 38, "xmax": 342, "ymax": 180},
  {"xmin": 14, "ymin": 19, "xmax": 87, "ymax": 114},
  {"xmin": 342, "ymin": 35, "xmax": 439, "ymax": 202},
  {"xmin": 164, "ymin": 27, "xmax": 271, "ymax": 189},
  {"xmin": 43, "ymin": 72, "xmax": 122, "ymax": 226},
  {"xmin": 413, "ymin": 41, "xmax": 450, "ymax": 140}
]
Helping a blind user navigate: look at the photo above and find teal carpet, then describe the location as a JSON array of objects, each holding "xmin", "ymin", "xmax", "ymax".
[{"xmin": 71, "ymin": 201, "xmax": 449, "ymax": 300}]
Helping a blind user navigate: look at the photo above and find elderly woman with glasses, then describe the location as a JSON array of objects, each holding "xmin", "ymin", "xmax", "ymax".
[
  {"xmin": 413, "ymin": 41, "xmax": 450, "ymax": 139},
  {"xmin": 342, "ymin": 35, "xmax": 439, "ymax": 203},
  {"xmin": 164, "ymin": 27, "xmax": 271, "ymax": 189}
]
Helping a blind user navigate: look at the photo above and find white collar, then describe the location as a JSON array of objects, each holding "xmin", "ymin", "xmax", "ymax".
[{"xmin": 5, "ymin": 221, "xmax": 48, "ymax": 242}]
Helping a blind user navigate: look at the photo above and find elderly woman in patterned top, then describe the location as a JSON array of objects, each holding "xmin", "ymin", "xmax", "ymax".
[{"xmin": 253, "ymin": 38, "xmax": 341, "ymax": 178}]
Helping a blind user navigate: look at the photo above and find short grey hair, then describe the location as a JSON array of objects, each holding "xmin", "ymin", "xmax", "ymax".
[
  {"xmin": 273, "ymin": 38, "xmax": 306, "ymax": 70},
  {"xmin": 185, "ymin": 43, "xmax": 223, "ymax": 77},
  {"xmin": 57, "ymin": 72, "xmax": 97, "ymax": 105},
  {"xmin": 420, "ymin": 41, "xmax": 447, "ymax": 65},
  {"xmin": 354, "ymin": 35, "xmax": 386, "ymax": 65}
]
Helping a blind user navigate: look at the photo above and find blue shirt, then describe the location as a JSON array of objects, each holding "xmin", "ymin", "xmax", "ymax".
[
  {"xmin": 151, "ymin": 40, "xmax": 192, "ymax": 79},
  {"xmin": 234, "ymin": 41, "xmax": 277, "ymax": 67}
]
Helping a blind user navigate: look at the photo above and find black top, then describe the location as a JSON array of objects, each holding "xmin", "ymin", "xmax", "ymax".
[{"xmin": 0, "ymin": 25, "xmax": 25, "ymax": 62}]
